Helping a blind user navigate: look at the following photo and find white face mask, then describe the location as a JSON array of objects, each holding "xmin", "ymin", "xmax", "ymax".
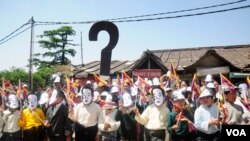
[
  {"xmin": 82, "ymin": 89, "xmax": 93, "ymax": 105},
  {"xmin": 153, "ymin": 88, "xmax": 164, "ymax": 107},
  {"xmin": 28, "ymin": 95, "xmax": 38, "ymax": 110},
  {"xmin": 123, "ymin": 93, "xmax": 133, "ymax": 107},
  {"xmin": 8, "ymin": 95, "xmax": 19, "ymax": 109}
]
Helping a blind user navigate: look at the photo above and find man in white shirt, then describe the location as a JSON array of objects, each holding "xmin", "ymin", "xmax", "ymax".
[
  {"xmin": 222, "ymin": 85, "xmax": 250, "ymax": 125},
  {"xmin": 69, "ymin": 85, "xmax": 101, "ymax": 141},
  {"xmin": 98, "ymin": 96, "xmax": 120, "ymax": 141},
  {"xmin": 194, "ymin": 89, "xmax": 221, "ymax": 141},
  {"xmin": 134, "ymin": 86, "xmax": 169, "ymax": 141},
  {"xmin": 1, "ymin": 94, "xmax": 22, "ymax": 141}
]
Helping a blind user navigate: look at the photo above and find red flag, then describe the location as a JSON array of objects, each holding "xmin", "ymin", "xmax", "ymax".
[
  {"xmin": 117, "ymin": 74, "xmax": 122, "ymax": 95},
  {"xmin": 4, "ymin": 80, "xmax": 14, "ymax": 90},
  {"xmin": 98, "ymin": 98, "xmax": 117, "ymax": 108},
  {"xmin": 169, "ymin": 61, "xmax": 177, "ymax": 79},
  {"xmin": 191, "ymin": 73, "xmax": 201, "ymax": 99},
  {"xmin": 139, "ymin": 91, "xmax": 149, "ymax": 105},
  {"xmin": 176, "ymin": 111, "xmax": 196, "ymax": 132},
  {"xmin": 220, "ymin": 73, "xmax": 235, "ymax": 87},
  {"xmin": 136, "ymin": 76, "xmax": 149, "ymax": 105},
  {"xmin": 169, "ymin": 61, "xmax": 180, "ymax": 88},
  {"xmin": 93, "ymin": 74, "xmax": 108, "ymax": 86},
  {"xmin": 21, "ymin": 83, "xmax": 29, "ymax": 99},
  {"xmin": 137, "ymin": 76, "xmax": 150, "ymax": 93},
  {"xmin": 217, "ymin": 100, "xmax": 227, "ymax": 123},
  {"xmin": 2, "ymin": 79, "xmax": 15, "ymax": 94},
  {"xmin": 70, "ymin": 78, "xmax": 78, "ymax": 95},
  {"xmin": 122, "ymin": 71, "xmax": 133, "ymax": 85},
  {"xmin": 64, "ymin": 76, "xmax": 78, "ymax": 106},
  {"xmin": 247, "ymin": 76, "xmax": 250, "ymax": 87},
  {"xmin": 16, "ymin": 80, "xmax": 22, "ymax": 99}
]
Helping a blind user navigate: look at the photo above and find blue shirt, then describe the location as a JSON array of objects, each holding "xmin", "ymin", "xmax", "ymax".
[{"xmin": 194, "ymin": 103, "xmax": 219, "ymax": 134}]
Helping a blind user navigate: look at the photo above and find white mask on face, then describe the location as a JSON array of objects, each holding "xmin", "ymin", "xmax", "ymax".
[
  {"xmin": 153, "ymin": 88, "xmax": 164, "ymax": 107},
  {"xmin": 82, "ymin": 88, "xmax": 93, "ymax": 105},
  {"xmin": 28, "ymin": 94, "xmax": 38, "ymax": 110},
  {"xmin": 8, "ymin": 94, "xmax": 19, "ymax": 109},
  {"xmin": 122, "ymin": 93, "xmax": 133, "ymax": 107}
]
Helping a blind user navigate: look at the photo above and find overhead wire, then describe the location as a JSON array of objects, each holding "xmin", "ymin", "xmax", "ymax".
[
  {"xmin": 112, "ymin": 4, "xmax": 250, "ymax": 23},
  {"xmin": 0, "ymin": 20, "xmax": 31, "ymax": 43},
  {"xmin": 0, "ymin": 1, "xmax": 249, "ymax": 45},
  {"xmin": 106, "ymin": 0, "xmax": 247, "ymax": 21},
  {"xmin": 35, "ymin": 0, "xmax": 247, "ymax": 25},
  {"xmin": 0, "ymin": 25, "xmax": 32, "ymax": 45},
  {"xmin": 34, "ymin": 4, "xmax": 250, "ymax": 25}
]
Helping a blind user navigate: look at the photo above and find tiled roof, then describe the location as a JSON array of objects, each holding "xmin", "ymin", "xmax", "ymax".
[
  {"xmin": 73, "ymin": 44, "xmax": 250, "ymax": 77},
  {"xmin": 149, "ymin": 44, "xmax": 250, "ymax": 71},
  {"xmin": 73, "ymin": 60, "xmax": 134, "ymax": 77}
]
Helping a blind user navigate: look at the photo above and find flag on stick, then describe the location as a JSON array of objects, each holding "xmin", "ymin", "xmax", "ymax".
[
  {"xmin": 93, "ymin": 73, "xmax": 109, "ymax": 87},
  {"xmin": 220, "ymin": 73, "xmax": 235, "ymax": 87},
  {"xmin": 169, "ymin": 61, "xmax": 180, "ymax": 89},
  {"xmin": 191, "ymin": 73, "xmax": 201, "ymax": 99},
  {"xmin": 247, "ymin": 76, "xmax": 250, "ymax": 88}
]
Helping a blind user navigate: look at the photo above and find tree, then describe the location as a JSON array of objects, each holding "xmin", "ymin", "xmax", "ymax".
[
  {"xmin": 33, "ymin": 67, "xmax": 54, "ymax": 90},
  {"xmin": 0, "ymin": 67, "xmax": 54, "ymax": 92},
  {"xmin": 0, "ymin": 67, "xmax": 28, "ymax": 86},
  {"xmin": 34, "ymin": 26, "xmax": 77, "ymax": 68}
]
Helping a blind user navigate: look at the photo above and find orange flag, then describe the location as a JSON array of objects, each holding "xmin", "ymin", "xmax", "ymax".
[
  {"xmin": 220, "ymin": 73, "xmax": 235, "ymax": 87},
  {"xmin": 122, "ymin": 71, "xmax": 133, "ymax": 85},
  {"xmin": 16, "ymin": 80, "xmax": 22, "ymax": 99},
  {"xmin": 93, "ymin": 74, "xmax": 108, "ymax": 86},
  {"xmin": 137, "ymin": 76, "xmax": 150, "ymax": 93},
  {"xmin": 247, "ymin": 76, "xmax": 250, "ymax": 87},
  {"xmin": 117, "ymin": 74, "xmax": 122, "ymax": 95},
  {"xmin": 191, "ymin": 73, "xmax": 201, "ymax": 99},
  {"xmin": 169, "ymin": 61, "xmax": 180, "ymax": 88}
]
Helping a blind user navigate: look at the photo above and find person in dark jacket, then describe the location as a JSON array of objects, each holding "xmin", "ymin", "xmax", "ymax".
[
  {"xmin": 44, "ymin": 89, "xmax": 72, "ymax": 141},
  {"xmin": 115, "ymin": 92, "xmax": 137, "ymax": 141},
  {"xmin": 168, "ymin": 90, "xmax": 195, "ymax": 141}
]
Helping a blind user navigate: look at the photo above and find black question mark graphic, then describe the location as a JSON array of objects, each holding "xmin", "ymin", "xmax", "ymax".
[{"xmin": 89, "ymin": 21, "xmax": 119, "ymax": 77}]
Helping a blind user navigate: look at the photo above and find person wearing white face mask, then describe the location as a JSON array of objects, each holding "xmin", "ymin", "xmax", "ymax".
[
  {"xmin": 68, "ymin": 85, "xmax": 101, "ymax": 141},
  {"xmin": 19, "ymin": 94, "xmax": 46, "ymax": 141},
  {"xmin": 115, "ymin": 92, "xmax": 137, "ymax": 141},
  {"xmin": 45, "ymin": 89, "xmax": 72, "ymax": 141},
  {"xmin": 97, "ymin": 95, "xmax": 120, "ymax": 141},
  {"xmin": 1, "ymin": 94, "xmax": 22, "ymax": 141},
  {"xmin": 133, "ymin": 86, "xmax": 170, "ymax": 141}
]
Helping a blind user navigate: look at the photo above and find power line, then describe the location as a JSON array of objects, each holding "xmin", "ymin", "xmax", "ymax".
[
  {"xmin": 112, "ymin": 4, "xmax": 250, "ymax": 23},
  {"xmin": 35, "ymin": 0, "xmax": 247, "ymax": 25},
  {"xmin": 34, "ymin": 4, "xmax": 250, "ymax": 25},
  {"xmin": 1, "ymin": 2, "xmax": 250, "ymax": 45},
  {"xmin": 106, "ymin": 0, "xmax": 247, "ymax": 21},
  {"xmin": 0, "ymin": 20, "xmax": 30, "ymax": 43},
  {"xmin": 0, "ymin": 25, "xmax": 32, "ymax": 45}
]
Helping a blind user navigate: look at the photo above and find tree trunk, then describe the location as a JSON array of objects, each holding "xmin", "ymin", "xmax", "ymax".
[{"xmin": 61, "ymin": 34, "xmax": 66, "ymax": 65}]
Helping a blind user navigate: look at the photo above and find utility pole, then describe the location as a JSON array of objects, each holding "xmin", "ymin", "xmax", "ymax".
[
  {"xmin": 80, "ymin": 32, "xmax": 83, "ymax": 66},
  {"xmin": 29, "ymin": 17, "xmax": 34, "ymax": 91}
]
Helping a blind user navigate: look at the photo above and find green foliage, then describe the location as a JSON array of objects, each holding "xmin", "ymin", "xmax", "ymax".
[
  {"xmin": 0, "ymin": 67, "xmax": 28, "ymax": 85},
  {"xmin": 33, "ymin": 67, "xmax": 54, "ymax": 88},
  {"xmin": 0, "ymin": 67, "xmax": 54, "ymax": 92},
  {"xmin": 34, "ymin": 26, "xmax": 77, "ymax": 68}
]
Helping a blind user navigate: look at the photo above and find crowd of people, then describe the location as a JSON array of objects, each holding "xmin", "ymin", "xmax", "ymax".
[{"xmin": 0, "ymin": 72, "xmax": 250, "ymax": 141}]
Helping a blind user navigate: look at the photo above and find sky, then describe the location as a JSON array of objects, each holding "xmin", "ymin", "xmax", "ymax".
[{"xmin": 0, "ymin": 0, "xmax": 250, "ymax": 71}]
